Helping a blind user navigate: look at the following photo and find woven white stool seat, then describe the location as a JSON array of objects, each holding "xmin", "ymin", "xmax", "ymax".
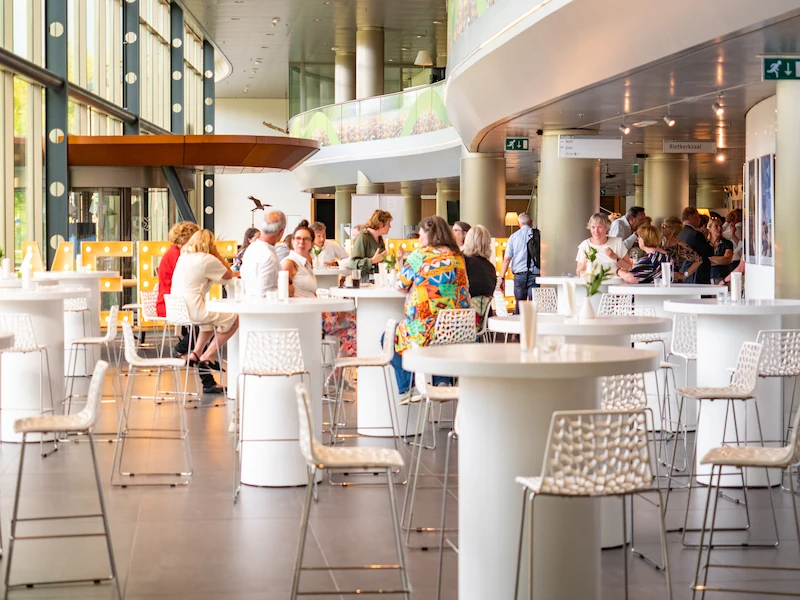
[
  {"xmin": 529, "ymin": 287, "xmax": 557, "ymax": 314},
  {"xmin": 514, "ymin": 409, "xmax": 672, "ymax": 600},
  {"xmin": 290, "ymin": 383, "xmax": 410, "ymax": 599},
  {"xmin": 5, "ymin": 361, "xmax": 121, "ymax": 600},
  {"xmin": 598, "ymin": 293, "xmax": 634, "ymax": 316},
  {"xmin": 64, "ymin": 296, "xmax": 88, "ymax": 312},
  {"xmin": 330, "ymin": 320, "xmax": 401, "ymax": 452},
  {"xmin": 0, "ymin": 312, "xmax": 56, "ymax": 456},
  {"xmin": 138, "ymin": 289, "xmax": 172, "ymax": 358},
  {"xmin": 691, "ymin": 389, "xmax": 800, "ymax": 597},
  {"xmin": 233, "ymin": 329, "xmax": 309, "ymax": 503},
  {"xmin": 493, "ymin": 291, "xmax": 509, "ymax": 317},
  {"xmin": 432, "ymin": 308, "xmax": 476, "ymax": 345},
  {"xmin": 110, "ymin": 322, "xmax": 191, "ymax": 488},
  {"xmin": 65, "ymin": 305, "xmax": 122, "ymax": 416},
  {"xmin": 667, "ymin": 341, "xmax": 769, "ymax": 550}
]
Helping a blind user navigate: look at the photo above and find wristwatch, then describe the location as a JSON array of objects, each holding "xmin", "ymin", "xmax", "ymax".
[{"xmin": 683, "ymin": 271, "xmax": 689, "ymax": 277}]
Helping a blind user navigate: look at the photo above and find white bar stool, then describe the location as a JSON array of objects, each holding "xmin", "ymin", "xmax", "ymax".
[
  {"xmin": 232, "ymin": 329, "xmax": 309, "ymax": 503},
  {"xmin": 290, "ymin": 383, "xmax": 410, "ymax": 600},
  {"xmin": 514, "ymin": 409, "xmax": 672, "ymax": 600},
  {"xmin": 0, "ymin": 313, "xmax": 57, "ymax": 457},
  {"xmin": 4, "ymin": 361, "xmax": 121, "ymax": 600},
  {"xmin": 598, "ymin": 292, "xmax": 634, "ymax": 316},
  {"xmin": 65, "ymin": 304, "xmax": 122, "ymax": 417},
  {"xmin": 529, "ymin": 287, "xmax": 557, "ymax": 314},
  {"xmin": 110, "ymin": 321, "xmax": 192, "ymax": 487}
]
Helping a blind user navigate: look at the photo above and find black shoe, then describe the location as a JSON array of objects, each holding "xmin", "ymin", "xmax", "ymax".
[
  {"xmin": 200, "ymin": 360, "xmax": 224, "ymax": 372},
  {"xmin": 202, "ymin": 384, "xmax": 224, "ymax": 394},
  {"xmin": 171, "ymin": 347, "xmax": 186, "ymax": 359}
]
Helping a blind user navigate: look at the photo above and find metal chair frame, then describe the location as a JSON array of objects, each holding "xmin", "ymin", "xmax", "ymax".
[
  {"xmin": 291, "ymin": 384, "xmax": 410, "ymax": 599},
  {"xmin": 233, "ymin": 329, "xmax": 309, "ymax": 503},
  {"xmin": 110, "ymin": 321, "xmax": 192, "ymax": 487},
  {"xmin": 4, "ymin": 361, "xmax": 121, "ymax": 600}
]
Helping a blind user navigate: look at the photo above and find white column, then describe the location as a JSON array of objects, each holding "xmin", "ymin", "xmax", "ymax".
[
  {"xmin": 538, "ymin": 130, "xmax": 599, "ymax": 276},
  {"xmin": 644, "ymin": 153, "xmax": 688, "ymax": 224},
  {"xmin": 335, "ymin": 185, "xmax": 355, "ymax": 243},
  {"xmin": 460, "ymin": 150, "xmax": 505, "ymax": 237},
  {"xmin": 334, "ymin": 51, "xmax": 355, "ymax": 103},
  {"xmin": 356, "ymin": 171, "xmax": 383, "ymax": 195},
  {"xmin": 356, "ymin": 27, "xmax": 383, "ymax": 99},
  {"xmin": 776, "ymin": 81, "xmax": 800, "ymax": 300}
]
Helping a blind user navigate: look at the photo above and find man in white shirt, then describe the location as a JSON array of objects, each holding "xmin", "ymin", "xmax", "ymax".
[
  {"xmin": 609, "ymin": 206, "xmax": 647, "ymax": 250},
  {"xmin": 309, "ymin": 221, "xmax": 349, "ymax": 268},
  {"xmin": 240, "ymin": 210, "xmax": 286, "ymax": 297}
]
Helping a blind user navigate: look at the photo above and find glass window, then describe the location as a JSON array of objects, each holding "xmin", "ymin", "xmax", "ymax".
[
  {"xmin": 67, "ymin": 0, "xmax": 78, "ymax": 83},
  {"xmin": 13, "ymin": 0, "xmax": 29, "ymax": 58},
  {"xmin": 86, "ymin": 0, "xmax": 97, "ymax": 92},
  {"xmin": 13, "ymin": 77, "xmax": 33, "ymax": 265}
]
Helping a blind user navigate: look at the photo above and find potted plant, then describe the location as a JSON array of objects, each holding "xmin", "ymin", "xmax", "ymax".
[{"xmin": 580, "ymin": 247, "xmax": 611, "ymax": 319}]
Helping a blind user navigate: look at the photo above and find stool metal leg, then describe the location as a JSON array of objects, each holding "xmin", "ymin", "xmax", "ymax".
[
  {"xmin": 437, "ymin": 428, "xmax": 457, "ymax": 600},
  {"xmin": 291, "ymin": 466, "xmax": 316, "ymax": 600}
]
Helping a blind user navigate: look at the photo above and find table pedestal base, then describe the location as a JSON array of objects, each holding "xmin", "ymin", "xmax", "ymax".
[{"xmin": 459, "ymin": 376, "xmax": 600, "ymax": 600}]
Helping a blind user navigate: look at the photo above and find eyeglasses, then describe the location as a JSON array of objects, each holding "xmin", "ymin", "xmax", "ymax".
[{"xmin": 293, "ymin": 236, "xmax": 312, "ymax": 242}]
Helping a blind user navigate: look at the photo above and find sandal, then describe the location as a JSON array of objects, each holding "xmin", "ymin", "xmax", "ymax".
[{"xmin": 187, "ymin": 351, "xmax": 200, "ymax": 367}]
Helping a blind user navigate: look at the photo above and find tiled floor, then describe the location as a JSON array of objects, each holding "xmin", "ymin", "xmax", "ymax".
[{"xmin": 0, "ymin": 362, "xmax": 798, "ymax": 599}]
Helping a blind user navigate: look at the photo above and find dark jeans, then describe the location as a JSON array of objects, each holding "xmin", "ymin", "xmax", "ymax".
[
  {"xmin": 513, "ymin": 272, "xmax": 539, "ymax": 314},
  {"xmin": 381, "ymin": 328, "xmax": 450, "ymax": 394}
]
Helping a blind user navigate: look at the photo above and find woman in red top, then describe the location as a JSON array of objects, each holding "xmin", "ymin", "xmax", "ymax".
[{"xmin": 157, "ymin": 222, "xmax": 199, "ymax": 318}]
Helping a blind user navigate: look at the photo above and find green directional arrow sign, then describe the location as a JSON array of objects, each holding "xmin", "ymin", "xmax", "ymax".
[
  {"xmin": 763, "ymin": 57, "xmax": 800, "ymax": 80},
  {"xmin": 505, "ymin": 137, "xmax": 529, "ymax": 151}
]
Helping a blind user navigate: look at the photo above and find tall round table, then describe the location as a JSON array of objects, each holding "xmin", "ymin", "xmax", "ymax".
[
  {"xmin": 34, "ymin": 271, "xmax": 119, "ymax": 376},
  {"xmin": 403, "ymin": 343, "xmax": 659, "ymax": 600},
  {"xmin": 664, "ymin": 298, "xmax": 800, "ymax": 486},
  {"xmin": 210, "ymin": 297, "xmax": 354, "ymax": 487},
  {"xmin": 487, "ymin": 313, "xmax": 670, "ymax": 547},
  {"xmin": 329, "ymin": 286, "xmax": 412, "ymax": 437},
  {"xmin": 313, "ymin": 268, "xmax": 349, "ymax": 290},
  {"xmin": 609, "ymin": 284, "xmax": 728, "ymax": 431},
  {"xmin": 0, "ymin": 286, "xmax": 90, "ymax": 442}
]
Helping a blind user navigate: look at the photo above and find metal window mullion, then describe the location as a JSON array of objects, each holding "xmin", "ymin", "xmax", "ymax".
[
  {"xmin": 44, "ymin": 0, "xmax": 69, "ymax": 267},
  {"xmin": 202, "ymin": 38, "xmax": 214, "ymax": 230},
  {"xmin": 169, "ymin": 1, "xmax": 182, "ymax": 133},
  {"xmin": 96, "ymin": 0, "xmax": 106, "ymax": 102},
  {"xmin": 122, "ymin": 0, "xmax": 139, "ymax": 133},
  {"xmin": 32, "ymin": 0, "xmax": 43, "ymax": 66}
]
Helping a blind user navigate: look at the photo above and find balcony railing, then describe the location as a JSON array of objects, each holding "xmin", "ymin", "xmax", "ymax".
[{"xmin": 287, "ymin": 81, "xmax": 450, "ymax": 147}]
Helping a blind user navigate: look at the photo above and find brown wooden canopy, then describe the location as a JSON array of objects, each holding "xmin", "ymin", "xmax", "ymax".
[{"xmin": 68, "ymin": 135, "xmax": 320, "ymax": 172}]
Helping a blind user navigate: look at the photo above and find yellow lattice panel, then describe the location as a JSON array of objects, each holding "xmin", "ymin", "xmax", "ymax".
[
  {"xmin": 101, "ymin": 310, "xmax": 133, "ymax": 331},
  {"xmin": 51, "ymin": 242, "xmax": 75, "ymax": 271},
  {"xmin": 136, "ymin": 241, "xmax": 170, "ymax": 328},
  {"xmin": 214, "ymin": 240, "xmax": 237, "ymax": 259},
  {"xmin": 21, "ymin": 242, "xmax": 45, "ymax": 272},
  {"xmin": 100, "ymin": 277, "xmax": 123, "ymax": 293}
]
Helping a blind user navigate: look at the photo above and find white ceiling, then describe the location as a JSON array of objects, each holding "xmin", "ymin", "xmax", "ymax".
[{"xmin": 180, "ymin": 0, "xmax": 447, "ymax": 98}]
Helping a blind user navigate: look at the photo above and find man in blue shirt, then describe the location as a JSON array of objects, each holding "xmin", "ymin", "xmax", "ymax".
[{"xmin": 499, "ymin": 212, "xmax": 540, "ymax": 313}]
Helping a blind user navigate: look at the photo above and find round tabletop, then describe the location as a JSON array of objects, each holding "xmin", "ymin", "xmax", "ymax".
[
  {"xmin": 536, "ymin": 275, "xmax": 624, "ymax": 286},
  {"xmin": 0, "ymin": 286, "xmax": 90, "ymax": 301},
  {"xmin": 403, "ymin": 343, "xmax": 660, "ymax": 380},
  {"xmin": 0, "ymin": 331, "xmax": 14, "ymax": 350},
  {"xmin": 35, "ymin": 270, "xmax": 119, "ymax": 280},
  {"xmin": 329, "ymin": 286, "xmax": 406, "ymax": 299},
  {"xmin": 210, "ymin": 297, "xmax": 354, "ymax": 314},
  {"xmin": 487, "ymin": 314, "xmax": 672, "ymax": 335},
  {"xmin": 664, "ymin": 298, "xmax": 800, "ymax": 316},
  {"xmin": 608, "ymin": 284, "xmax": 727, "ymax": 296},
  {"xmin": 0, "ymin": 280, "xmax": 21, "ymax": 289}
]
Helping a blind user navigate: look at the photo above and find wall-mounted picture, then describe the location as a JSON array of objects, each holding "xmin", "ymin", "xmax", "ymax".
[
  {"xmin": 759, "ymin": 154, "xmax": 775, "ymax": 265},
  {"xmin": 745, "ymin": 158, "xmax": 758, "ymax": 263}
]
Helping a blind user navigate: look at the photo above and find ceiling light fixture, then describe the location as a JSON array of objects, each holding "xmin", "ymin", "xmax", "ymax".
[
  {"xmin": 416, "ymin": 34, "xmax": 425, "ymax": 38},
  {"xmin": 414, "ymin": 50, "xmax": 433, "ymax": 67},
  {"xmin": 401, "ymin": 47, "xmax": 409, "ymax": 51},
  {"xmin": 619, "ymin": 123, "xmax": 630, "ymax": 134},
  {"xmin": 313, "ymin": 18, "xmax": 319, "ymax": 22},
  {"xmin": 712, "ymin": 101, "xmax": 724, "ymax": 116},
  {"xmin": 716, "ymin": 152, "xmax": 726, "ymax": 162},
  {"xmin": 432, "ymin": 20, "xmax": 442, "ymax": 24},
  {"xmin": 271, "ymin": 17, "xmax": 280, "ymax": 27},
  {"xmin": 663, "ymin": 115, "xmax": 675, "ymax": 127}
]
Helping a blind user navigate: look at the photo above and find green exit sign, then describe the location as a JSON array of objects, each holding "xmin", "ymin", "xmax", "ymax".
[
  {"xmin": 505, "ymin": 137, "xmax": 529, "ymax": 151},
  {"xmin": 763, "ymin": 57, "xmax": 800, "ymax": 80}
]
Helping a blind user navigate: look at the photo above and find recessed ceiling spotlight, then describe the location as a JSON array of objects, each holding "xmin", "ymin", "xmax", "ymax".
[
  {"xmin": 234, "ymin": 0, "xmax": 243, "ymax": 3},
  {"xmin": 401, "ymin": 47, "xmax": 409, "ymax": 51},
  {"xmin": 254, "ymin": 60, "xmax": 261, "ymax": 64},
  {"xmin": 716, "ymin": 152, "xmax": 726, "ymax": 162},
  {"xmin": 271, "ymin": 17, "xmax": 280, "ymax": 27},
  {"xmin": 324, "ymin": 1, "xmax": 330, "ymax": 4},
  {"xmin": 416, "ymin": 34, "xmax": 425, "ymax": 38},
  {"xmin": 313, "ymin": 18, "xmax": 319, "ymax": 22},
  {"xmin": 243, "ymin": 89, "xmax": 249, "ymax": 93},
  {"xmin": 712, "ymin": 101, "xmax": 724, "ymax": 116},
  {"xmin": 331, "ymin": 46, "xmax": 338, "ymax": 51},
  {"xmin": 663, "ymin": 115, "xmax": 675, "ymax": 126},
  {"xmin": 231, "ymin": 17, "xmax": 239, "ymax": 20},
  {"xmin": 388, "ymin": 58, "xmax": 394, "ymax": 62},
  {"xmin": 619, "ymin": 122, "xmax": 630, "ymax": 134},
  {"xmin": 432, "ymin": 20, "xmax": 442, "ymax": 24}
]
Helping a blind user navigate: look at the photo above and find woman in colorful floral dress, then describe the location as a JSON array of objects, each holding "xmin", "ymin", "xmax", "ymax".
[{"xmin": 388, "ymin": 215, "xmax": 471, "ymax": 393}]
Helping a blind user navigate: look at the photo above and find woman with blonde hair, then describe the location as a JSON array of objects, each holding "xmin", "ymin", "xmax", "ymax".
[
  {"xmin": 156, "ymin": 221, "xmax": 200, "ymax": 318},
  {"xmin": 350, "ymin": 209, "xmax": 391, "ymax": 277},
  {"xmin": 171, "ymin": 230, "xmax": 239, "ymax": 393},
  {"xmin": 575, "ymin": 213, "xmax": 631, "ymax": 275},
  {"xmin": 661, "ymin": 216, "xmax": 701, "ymax": 282},
  {"xmin": 462, "ymin": 224, "xmax": 497, "ymax": 298}
]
